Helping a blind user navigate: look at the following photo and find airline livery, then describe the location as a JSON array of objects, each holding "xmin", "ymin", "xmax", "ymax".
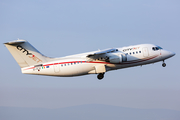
[{"xmin": 4, "ymin": 40, "xmax": 175, "ymax": 80}]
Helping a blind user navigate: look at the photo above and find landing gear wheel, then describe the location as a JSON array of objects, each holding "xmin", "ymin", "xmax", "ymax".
[
  {"xmin": 97, "ymin": 73, "xmax": 104, "ymax": 80},
  {"xmin": 162, "ymin": 63, "xmax": 166, "ymax": 67}
]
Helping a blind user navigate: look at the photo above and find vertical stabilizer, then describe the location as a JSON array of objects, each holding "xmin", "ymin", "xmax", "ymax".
[{"xmin": 4, "ymin": 40, "xmax": 48, "ymax": 68}]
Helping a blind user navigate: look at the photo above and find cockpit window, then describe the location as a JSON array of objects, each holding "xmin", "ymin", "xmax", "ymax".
[
  {"xmin": 157, "ymin": 46, "xmax": 163, "ymax": 49},
  {"xmin": 155, "ymin": 47, "xmax": 159, "ymax": 50},
  {"xmin": 152, "ymin": 46, "xmax": 163, "ymax": 51}
]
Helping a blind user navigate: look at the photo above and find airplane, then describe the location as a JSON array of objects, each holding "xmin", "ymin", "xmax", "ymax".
[{"xmin": 4, "ymin": 39, "xmax": 175, "ymax": 80}]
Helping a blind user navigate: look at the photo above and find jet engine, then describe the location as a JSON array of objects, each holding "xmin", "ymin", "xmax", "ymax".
[{"xmin": 108, "ymin": 54, "xmax": 127, "ymax": 64}]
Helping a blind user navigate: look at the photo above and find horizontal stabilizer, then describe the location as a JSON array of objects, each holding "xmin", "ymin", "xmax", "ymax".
[{"xmin": 4, "ymin": 40, "xmax": 26, "ymax": 45}]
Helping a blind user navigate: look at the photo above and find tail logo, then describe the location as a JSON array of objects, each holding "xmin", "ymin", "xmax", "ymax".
[
  {"xmin": 17, "ymin": 45, "xmax": 42, "ymax": 63},
  {"xmin": 17, "ymin": 45, "xmax": 32, "ymax": 55}
]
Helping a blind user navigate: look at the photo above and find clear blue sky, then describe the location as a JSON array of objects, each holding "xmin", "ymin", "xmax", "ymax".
[{"xmin": 0, "ymin": 0, "xmax": 180, "ymax": 111}]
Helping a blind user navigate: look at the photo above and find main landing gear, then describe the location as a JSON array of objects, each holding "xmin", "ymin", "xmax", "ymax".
[
  {"xmin": 97, "ymin": 73, "xmax": 105, "ymax": 80},
  {"xmin": 162, "ymin": 61, "xmax": 166, "ymax": 67}
]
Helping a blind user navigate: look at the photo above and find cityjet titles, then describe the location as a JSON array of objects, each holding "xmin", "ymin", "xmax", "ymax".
[
  {"xmin": 123, "ymin": 47, "xmax": 140, "ymax": 52},
  {"xmin": 17, "ymin": 45, "xmax": 42, "ymax": 63}
]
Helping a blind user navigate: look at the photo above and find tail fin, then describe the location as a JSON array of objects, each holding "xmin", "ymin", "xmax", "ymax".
[{"xmin": 4, "ymin": 40, "xmax": 49, "ymax": 68}]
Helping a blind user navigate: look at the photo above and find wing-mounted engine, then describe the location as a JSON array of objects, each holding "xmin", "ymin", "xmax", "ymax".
[
  {"xmin": 107, "ymin": 53, "xmax": 127, "ymax": 64},
  {"xmin": 86, "ymin": 48, "xmax": 118, "ymax": 61},
  {"xmin": 86, "ymin": 48, "xmax": 127, "ymax": 64}
]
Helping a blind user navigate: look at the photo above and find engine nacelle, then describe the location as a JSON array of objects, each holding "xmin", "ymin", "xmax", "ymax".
[{"xmin": 109, "ymin": 54, "xmax": 127, "ymax": 64}]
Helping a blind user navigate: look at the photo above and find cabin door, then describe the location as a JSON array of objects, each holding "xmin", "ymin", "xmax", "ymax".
[
  {"xmin": 142, "ymin": 47, "xmax": 149, "ymax": 57},
  {"xmin": 54, "ymin": 63, "xmax": 60, "ymax": 73}
]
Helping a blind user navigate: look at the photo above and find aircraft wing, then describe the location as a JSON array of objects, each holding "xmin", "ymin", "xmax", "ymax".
[{"xmin": 86, "ymin": 48, "xmax": 118, "ymax": 60}]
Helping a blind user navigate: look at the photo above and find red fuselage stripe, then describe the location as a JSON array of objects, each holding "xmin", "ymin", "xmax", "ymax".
[{"xmin": 23, "ymin": 55, "xmax": 158, "ymax": 70}]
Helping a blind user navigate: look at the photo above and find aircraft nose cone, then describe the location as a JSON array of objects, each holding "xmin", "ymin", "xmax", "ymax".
[
  {"xmin": 161, "ymin": 50, "xmax": 175, "ymax": 59},
  {"xmin": 169, "ymin": 51, "xmax": 176, "ymax": 57}
]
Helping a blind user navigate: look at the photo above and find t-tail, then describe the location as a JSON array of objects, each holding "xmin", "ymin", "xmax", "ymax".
[{"xmin": 4, "ymin": 40, "xmax": 50, "ymax": 68}]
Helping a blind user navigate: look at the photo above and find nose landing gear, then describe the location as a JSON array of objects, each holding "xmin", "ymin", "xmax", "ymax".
[
  {"xmin": 97, "ymin": 73, "xmax": 105, "ymax": 80},
  {"xmin": 162, "ymin": 61, "xmax": 166, "ymax": 67}
]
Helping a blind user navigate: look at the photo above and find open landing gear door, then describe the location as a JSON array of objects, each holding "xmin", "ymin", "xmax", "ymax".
[
  {"xmin": 95, "ymin": 64, "xmax": 106, "ymax": 74},
  {"xmin": 95, "ymin": 65, "xmax": 106, "ymax": 80}
]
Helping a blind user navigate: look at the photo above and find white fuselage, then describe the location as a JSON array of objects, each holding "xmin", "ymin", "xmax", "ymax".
[{"xmin": 22, "ymin": 44, "xmax": 175, "ymax": 77}]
